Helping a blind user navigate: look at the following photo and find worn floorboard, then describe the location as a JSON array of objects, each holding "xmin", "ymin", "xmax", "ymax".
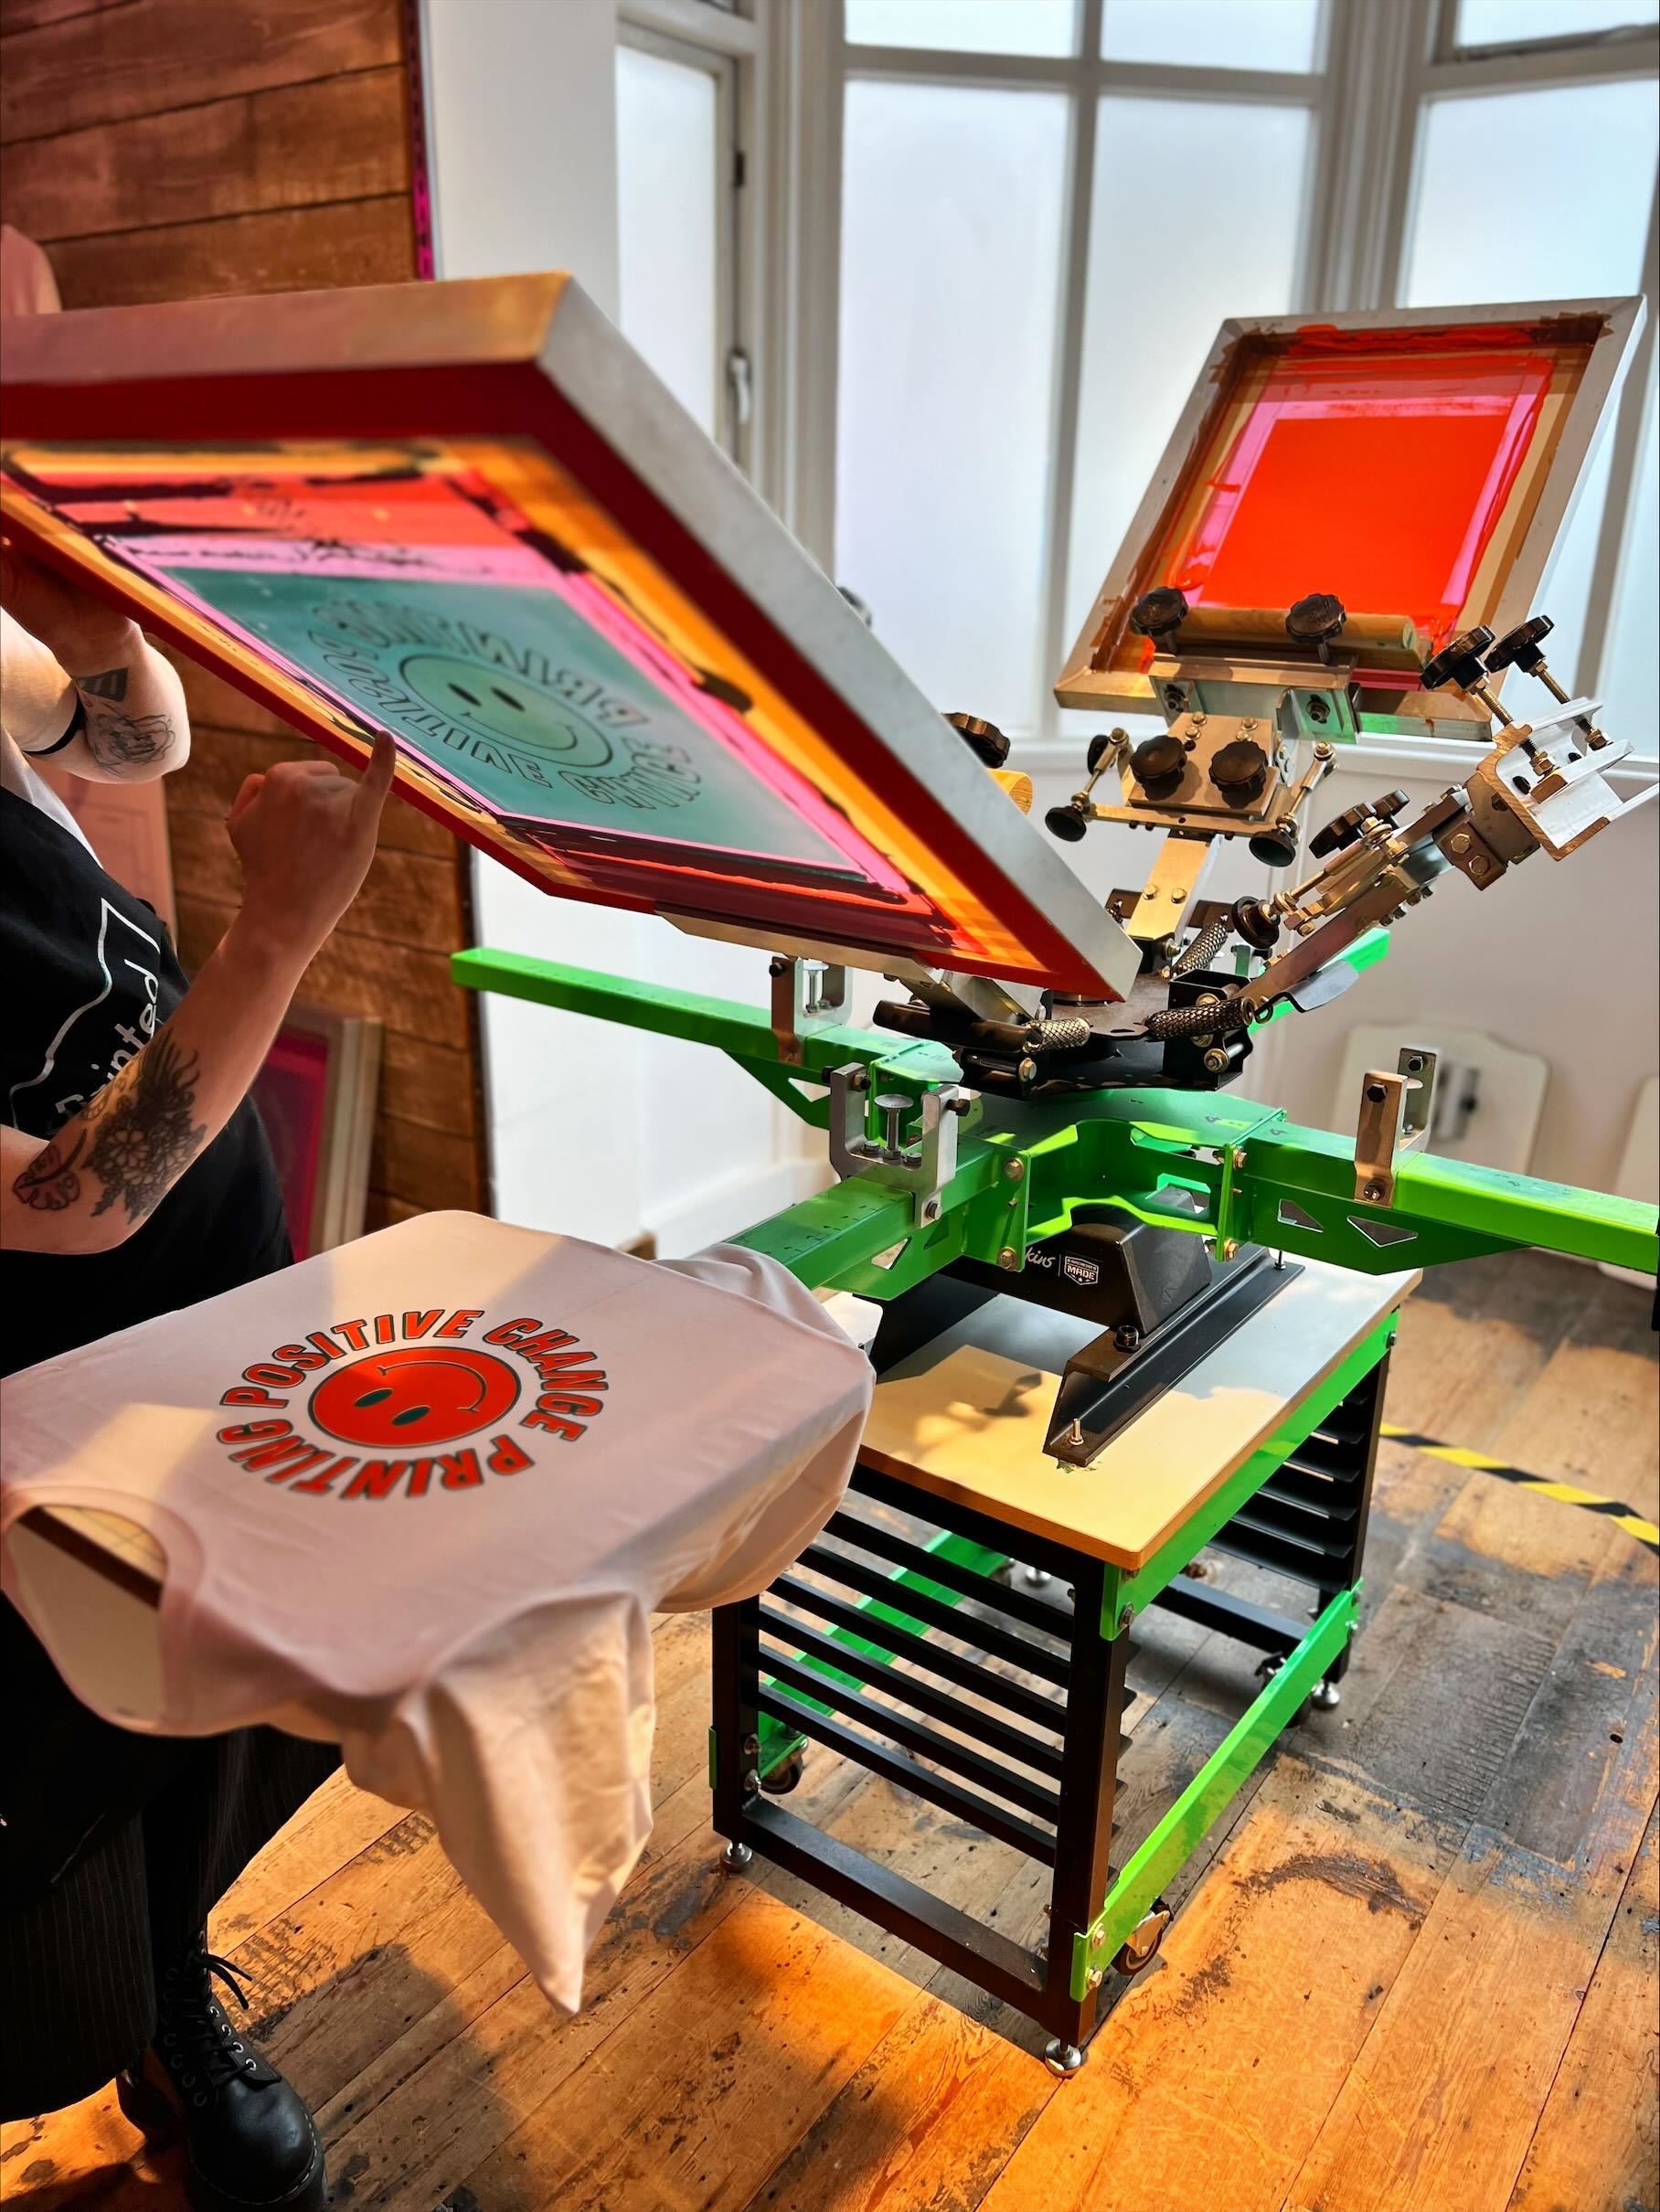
[{"xmin": 3, "ymin": 1252, "xmax": 1655, "ymax": 2212}]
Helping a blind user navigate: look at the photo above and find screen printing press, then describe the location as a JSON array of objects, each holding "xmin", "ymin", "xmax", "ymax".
[{"xmin": 4, "ymin": 278, "xmax": 1657, "ymax": 2074}]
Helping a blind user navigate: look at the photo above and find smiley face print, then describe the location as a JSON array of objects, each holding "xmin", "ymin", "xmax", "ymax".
[
  {"xmin": 309, "ymin": 1346, "xmax": 523, "ymax": 1449},
  {"xmin": 399, "ymin": 653, "xmax": 617, "ymax": 769}
]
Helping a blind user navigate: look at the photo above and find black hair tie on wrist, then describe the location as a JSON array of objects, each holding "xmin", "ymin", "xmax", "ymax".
[{"xmin": 26, "ymin": 695, "xmax": 86, "ymax": 758}]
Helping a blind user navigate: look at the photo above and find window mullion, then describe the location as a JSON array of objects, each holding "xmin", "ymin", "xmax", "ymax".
[
  {"xmin": 768, "ymin": 0, "xmax": 843, "ymax": 566},
  {"xmin": 1576, "ymin": 177, "xmax": 1659, "ymax": 702},
  {"xmin": 1306, "ymin": 0, "xmax": 1435, "ymax": 311},
  {"xmin": 1036, "ymin": 0, "xmax": 1105, "ymax": 740}
]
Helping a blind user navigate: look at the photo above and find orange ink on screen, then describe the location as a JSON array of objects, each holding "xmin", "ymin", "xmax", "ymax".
[
  {"xmin": 1164, "ymin": 346, "xmax": 1553, "ymax": 651},
  {"xmin": 1101, "ymin": 317, "xmax": 1603, "ymax": 687}
]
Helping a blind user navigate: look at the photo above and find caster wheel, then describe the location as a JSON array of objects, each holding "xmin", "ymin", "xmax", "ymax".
[
  {"xmin": 1043, "ymin": 2039, "xmax": 1086, "ymax": 2079},
  {"xmin": 1112, "ymin": 1898, "xmax": 1172, "ymax": 1977},
  {"xmin": 1310, "ymin": 1679, "xmax": 1341, "ymax": 1712},
  {"xmin": 719, "ymin": 1841, "xmax": 753, "ymax": 1875},
  {"xmin": 759, "ymin": 1749, "xmax": 807, "ymax": 1795}
]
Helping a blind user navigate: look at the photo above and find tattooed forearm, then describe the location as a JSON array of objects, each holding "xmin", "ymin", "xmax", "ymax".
[
  {"xmin": 85, "ymin": 1034, "xmax": 208, "ymax": 1224},
  {"xmin": 75, "ymin": 665, "xmax": 131, "ymax": 703},
  {"xmin": 11, "ymin": 1129, "xmax": 87, "ymax": 1213},
  {"xmin": 81, "ymin": 706, "xmax": 176, "ymax": 770}
]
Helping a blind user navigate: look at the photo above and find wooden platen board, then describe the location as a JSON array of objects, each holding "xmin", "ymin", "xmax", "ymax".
[{"xmin": 861, "ymin": 1258, "xmax": 1418, "ymax": 1567}]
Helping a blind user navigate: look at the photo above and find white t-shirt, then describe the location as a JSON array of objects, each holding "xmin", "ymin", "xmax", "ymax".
[{"xmin": 0, "ymin": 1211, "xmax": 874, "ymax": 2012}]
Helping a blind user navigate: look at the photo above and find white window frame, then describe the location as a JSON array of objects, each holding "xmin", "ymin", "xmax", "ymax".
[
  {"xmin": 771, "ymin": 0, "xmax": 1657, "ymax": 757},
  {"xmin": 617, "ymin": 4, "xmax": 750, "ymax": 465}
]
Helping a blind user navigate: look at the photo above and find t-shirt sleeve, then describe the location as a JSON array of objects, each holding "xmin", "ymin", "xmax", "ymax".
[{"xmin": 0, "ymin": 609, "xmax": 79, "ymax": 755}]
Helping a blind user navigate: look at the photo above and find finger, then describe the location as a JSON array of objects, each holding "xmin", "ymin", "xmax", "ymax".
[
  {"xmin": 264, "ymin": 756, "xmax": 342, "ymax": 783},
  {"xmin": 229, "ymin": 771, "xmax": 265, "ymax": 824},
  {"xmin": 352, "ymin": 729, "xmax": 398, "ymax": 824}
]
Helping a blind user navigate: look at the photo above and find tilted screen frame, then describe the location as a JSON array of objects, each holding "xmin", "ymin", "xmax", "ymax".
[
  {"xmin": 1055, "ymin": 296, "xmax": 1645, "ymax": 725},
  {"xmin": 0, "ymin": 272, "xmax": 1142, "ymax": 1003}
]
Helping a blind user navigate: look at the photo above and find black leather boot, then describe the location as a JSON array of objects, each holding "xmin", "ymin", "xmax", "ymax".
[{"xmin": 114, "ymin": 1938, "xmax": 325, "ymax": 2212}]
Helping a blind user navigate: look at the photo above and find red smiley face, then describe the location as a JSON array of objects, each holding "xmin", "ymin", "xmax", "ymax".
[{"xmin": 309, "ymin": 1346, "xmax": 521, "ymax": 1449}]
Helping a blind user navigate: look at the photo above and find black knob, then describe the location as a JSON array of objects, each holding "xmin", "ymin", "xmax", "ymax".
[
  {"xmin": 1484, "ymin": 615, "xmax": 1554, "ymax": 675},
  {"xmin": 1130, "ymin": 586, "xmax": 1190, "ymax": 642},
  {"xmin": 1211, "ymin": 738, "xmax": 1269, "ymax": 798},
  {"xmin": 1232, "ymin": 895, "xmax": 1282, "ymax": 951},
  {"xmin": 1309, "ymin": 790, "xmax": 1408, "ymax": 858},
  {"xmin": 1249, "ymin": 822, "xmax": 1300, "ymax": 869},
  {"xmin": 1420, "ymin": 625, "xmax": 1495, "ymax": 692},
  {"xmin": 1086, "ymin": 730, "xmax": 1120, "ymax": 776},
  {"xmin": 1130, "ymin": 732, "xmax": 1186, "ymax": 788},
  {"xmin": 1045, "ymin": 804, "xmax": 1088, "ymax": 844},
  {"xmin": 946, "ymin": 712, "xmax": 1011, "ymax": 769},
  {"xmin": 1286, "ymin": 592, "xmax": 1346, "ymax": 647}
]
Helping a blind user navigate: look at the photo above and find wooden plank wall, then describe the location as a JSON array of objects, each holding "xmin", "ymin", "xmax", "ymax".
[{"xmin": 0, "ymin": 0, "xmax": 487, "ymax": 1228}]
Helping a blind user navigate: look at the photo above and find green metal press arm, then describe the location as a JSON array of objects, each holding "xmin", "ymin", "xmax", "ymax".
[{"xmin": 453, "ymin": 949, "xmax": 1660, "ymax": 1292}]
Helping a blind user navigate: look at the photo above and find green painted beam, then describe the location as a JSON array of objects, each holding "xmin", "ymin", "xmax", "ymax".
[
  {"xmin": 455, "ymin": 949, "xmax": 1660, "ymax": 1285},
  {"xmin": 452, "ymin": 946, "xmax": 892, "ymax": 1073},
  {"xmin": 1070, "ymin": 1586, "xmax": 1358, "ymax": 1998},
  {"xmin": 1250, "ymin": 1120, "xmax": 1659, "ymax": 1275}
]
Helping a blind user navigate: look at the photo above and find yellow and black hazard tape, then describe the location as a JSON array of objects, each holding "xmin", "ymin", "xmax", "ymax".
[{"xmin": 1379, "ymin": 1423, "xmax": 1659, "ymax": 1554}]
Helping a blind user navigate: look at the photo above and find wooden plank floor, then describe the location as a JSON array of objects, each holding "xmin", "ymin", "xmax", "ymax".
[{"xmin": 4, "ymin": 1250, "xmax": 1655, "ymax": 2212}]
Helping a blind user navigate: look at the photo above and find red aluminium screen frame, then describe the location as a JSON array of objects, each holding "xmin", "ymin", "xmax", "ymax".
[
  {"xmin": 1057, "ymin": 299, "xmax": 1644, "ymax": 720},
  {"xmin": 2, "ymin": 277, "xmax": 1141, "ymax": 1002}
]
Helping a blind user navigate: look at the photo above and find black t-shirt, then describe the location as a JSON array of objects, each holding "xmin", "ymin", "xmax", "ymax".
[{"xmin": 1, "ymin": 782, "xmax": 290, "ymax": 1377}]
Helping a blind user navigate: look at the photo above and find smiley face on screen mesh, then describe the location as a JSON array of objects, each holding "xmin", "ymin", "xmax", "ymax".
[
  {"xmin": 310, "ymin": 1346, "xmax": 522, "ymax": 1449},
  {"xmin": 399, "ymin": 653, "xmax": 616, "ymax": 769}
]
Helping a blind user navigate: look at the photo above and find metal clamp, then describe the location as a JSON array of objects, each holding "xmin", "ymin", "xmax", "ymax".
[
  {"xmin": 827, "ymin": 1065, "xmax": 971, "ymax": 1227},
  {"xmin": 1214, "ymin": 1104, "xmax": 1287, "ymax": 1259},
  {"xmin": 1353, "ymin": 1046, "xmax": 1437, "ymax": 1205},
  {"xmin": 770, "ymin": 955, "xmax": 848, "ymax": 1066}
]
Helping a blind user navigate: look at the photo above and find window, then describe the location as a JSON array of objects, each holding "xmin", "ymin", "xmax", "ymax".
[
  {"xmin": 846, "ymin": 0, "xmax": 1078, "ymax": 55},
  {"xmin": 820, "ymin": 0, "xmax": 1657, "ymax": 758},
  {"xmin": 615, "ymin": 28, "xmax": 739, "ymax": 449},
  {"xmin": 617, "ymin": 42, "xmax": 727, "ymax": 437},
  {"xmin": 835, "ymin": 5, "xmax": 1330, "ymax": 737},
  {"xmin": 1101, "ymin": 0, "xmax": 1324, "ymax": 69},
  {"xmin": 1067, "ymin": 96, "xmax": 1313, "ymax": 647},
  {"xmin": 1453, "ymin": 0, "xmax": 1657, "ymax": 48},
  {"xmin": 835, "ymin": 80, "xmax": 1070, "ymax": 728}
]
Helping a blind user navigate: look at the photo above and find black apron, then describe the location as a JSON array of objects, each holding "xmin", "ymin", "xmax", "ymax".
[
  {"xmin": 1, "ymin": 780, "xmax": 336, "ymax": 2118},
  {"xmin": 0, "ymin": 780, "xmax": 290, "ymax": 1375}
]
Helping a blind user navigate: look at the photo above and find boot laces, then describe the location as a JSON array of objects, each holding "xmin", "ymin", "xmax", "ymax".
[{"xmin": 158, "ymin": 1942, "xmax": 258, "ymax": 2097}]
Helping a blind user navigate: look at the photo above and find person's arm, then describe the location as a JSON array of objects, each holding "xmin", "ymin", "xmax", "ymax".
[
  {"xmin": 2, "ymin": 734, "xmax": 396, "ymax": 1255},
  {"xmin": 0, "ymin": 544, "xmax": 189, "ymax": 782}
]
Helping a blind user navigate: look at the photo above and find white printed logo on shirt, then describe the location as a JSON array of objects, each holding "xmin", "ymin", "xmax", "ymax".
[
  {"xmin": 10, "ymin": 898, "xmax": 162, "ymax": 1128},
  {"xmin": 215, "ymin": 1304, "xmax": 611, "ymax": 1501}
]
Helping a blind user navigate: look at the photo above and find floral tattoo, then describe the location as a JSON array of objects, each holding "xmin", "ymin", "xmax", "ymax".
[
  {"xmin": 12, "ymin": 1129, "xmax": 87, "ymax": 1212},
  {"xmin": 85, "ymin": 1034, "xmax": 208, "ymax": 1221}
]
